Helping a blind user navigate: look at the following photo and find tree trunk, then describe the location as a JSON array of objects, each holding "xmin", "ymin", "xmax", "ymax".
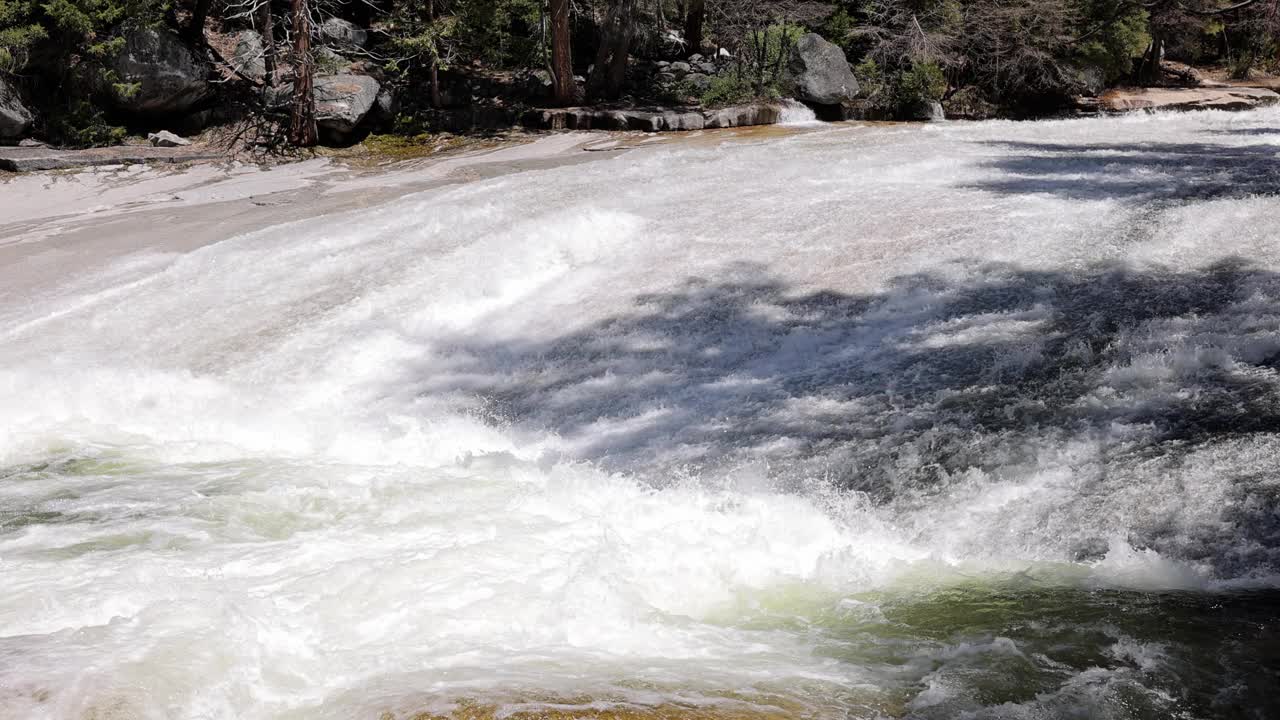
[
  {"xmin": 289, "ymin": 0, "xmax": 317, "ymax": 147},
  {"xmin": 426, "ymin": 0, "xmax": 441, "ymax": 107},
  {"xmin": 586, "ymin": 0, "xmax": 637, "ymax": 101},
  {"xmin": 188, "ymin": 0, "xmax": 214, "ymax": 42},
  {"xmin": 549, "ymin": 0, "xmax": 574, "ymax": 105},
  {"xmin": 1137, "ymin": 31, "xmax": 1164, "ymax": 86},
  {"xmin": 683, "ymin": 0, "xmax": 704, "ymax": 55},
  {"xmin": 259, "ymin": 0, "xmax": 277, "ymax": 86}
]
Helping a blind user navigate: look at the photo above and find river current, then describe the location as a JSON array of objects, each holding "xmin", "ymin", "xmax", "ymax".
[{"xmin": 2, "ymin": 109, "xmax": 1279, "ymax": 719}]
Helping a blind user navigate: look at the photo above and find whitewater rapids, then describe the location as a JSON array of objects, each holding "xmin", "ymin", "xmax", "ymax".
[{"xmin": 2, "ymin": 109, "xmax": 1280, "ymax": 720}]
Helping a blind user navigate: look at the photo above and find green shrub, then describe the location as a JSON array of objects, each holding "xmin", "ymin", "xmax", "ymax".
[
  {"xmin": 696, "ymin": 73, "xmax": 755, "ymax": 107},
  {"xmin": 0, "ymin": 0, "xmax": 45, "ymax": 73},
  {"xmin": 898, "ymin": 62, "xmax": 946, "ymax": 107},
  {"xmin": 1074, "ymin": 6, "xmax": 1150, "ymax": 84},
  {"xmin": 819, "ymin": 8, "xmax": 856, "ymax": 50},
  {"xmin": 855, "ymin": 58, "xmax": 946, "ymax": 118},
  {"xmin": 1, "ymin": 0, "xmax": 165, "ymax": 144},
  {"xmin": 739, "ymin": 23, "xmax": 804, "ymax": 95},
  {"xmin": 452, "ymin": 0, "xmax": 542, "ymax": 68},
  {"xmin": 47, "ymin": 98, "xmax": 128, "ymax": 146}
]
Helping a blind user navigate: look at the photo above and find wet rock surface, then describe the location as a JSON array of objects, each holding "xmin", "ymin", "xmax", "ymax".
[
  {"xmin": 0, "ymin": 145, "xmax": 221, "ymax": 172},
  {"xmin": 529, "ymin": 103, "xmax": 782, "ymax": 131},
  {"xmin": 1100, "ymin": 86, "xmax": 1280, "ymax": 112}
]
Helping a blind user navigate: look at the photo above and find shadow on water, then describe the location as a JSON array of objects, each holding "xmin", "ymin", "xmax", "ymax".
[
  {"xmin": 966, "ymin": 140, "xmax": 1280, "ymax": 201},
  {"xmin": 418, "ymin": 260, "xmax": 1280, "ymax": 577},
  {"xmin": 406, "ymin": 257, "xmax": 1280, "ymax": 717},
  {"xmin": 1206, "ymin": 127, "xmax": 1280, "ymax": 137},
  {"xmin": 857, "ymin": 581, "xmax": 1280, "ymax": 720}
]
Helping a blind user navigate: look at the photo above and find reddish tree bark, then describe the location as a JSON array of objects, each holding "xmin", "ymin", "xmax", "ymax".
[
  {"xmin": 549, "ymin": 0, "xmax": 574, "ymax": 105},
  {"xmin": 260, "ymin": 0, "xmax": 277, "ymax": 85},
  {"xmin": 289, "ymin": 0, "xmax": 317, "ymax": 147}
]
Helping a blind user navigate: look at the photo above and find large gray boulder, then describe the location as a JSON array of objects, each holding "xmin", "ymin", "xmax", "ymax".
[
  {"xmin": 231, "ymin": 30, "xmax": 267, "ymax": 81},
  {"xmin": 0, "ymin": 77, "xmax": 33, "ymax": 140},
  {"xmin": 783, "ymin": 33, "xmax": 859, "ymax": 106},
  {"xmin": 107, "ymin": 28, "xmax": 211, "ymax": 115},
  {"xmin": 314, "ymin": 74, "xmax": 380, "ymax": 141},
  {"xmin": 319, "ymin": 18, "xmax": 368, "ymax": 50}
]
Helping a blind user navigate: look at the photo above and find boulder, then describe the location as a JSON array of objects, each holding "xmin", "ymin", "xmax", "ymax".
[
  {"xmin": 147, "ymin": 130, "xmax": 190, "ymax": 146},
  {"xmin": 518, "ymin": 69, "xmax": 554, "ymax": 101},
  {"xmin": 529, "ymin": 107, "xmax": 596, "ymax": 130},
  {"xmin": 366, "ymin": 87, "xmax": 397, "ymax": 131},
  {"xmin": 703, "ymin": 103, "xmax": 782, "ymax": 128},
  {"xmin": 529, "ymin": 104, "xmax": 780, "ymax": 132},
  {"xmin": 1159, "ymin": 60, "xmax": 1204, "ymax": 88},
  {"xmin": 684, "ymin": 73, "xmax": 712, "ymax": 94},
  {"xmin": 316, "ymin": 46, "xmax": 350, "ymax": 73},
  {"xmin": 689, "ymin": 53, "xmax": 705, "ymax": 63},
  {"xmin": 1075, "ymin": 66, "xmax": 1106, "ymax": 97},
  {"xmin": 319, "ymin": 18, "xmax": 368, "ymax": 50},
  {"xmin": 669, "ymin": 61, "xmax": 691, "ymax": 75},
  {"xmin": 107, "ymin": 28, "xmax": 211, "ymax": 115},
  {"xmin": 697, "ymin": 62, "xmax": 717, "ymax": 75},
  {"xmin": 373, "ymin": 88, "xmax": 397, "ymax": 120},
  {"xmin": 231, "ymin": 30, "xmax": 267, "ymax": 81},
  {"xmin": 616, "ymin": 110, "xmax": 663, "ymax": 131},
  {"xmin": 0, "ymin": 77, "xmax": 33, "ymax": 140},
  {"xmin": 662, "ymin": 110, "xmax": 704, "ymax": 131},
  {"xmin": 314, "ymin": 74, "xmax": 381, "ymax": 141},
  {"xmin": 782, "ymin": 33, "xmax": 859, "ymax": 106}
]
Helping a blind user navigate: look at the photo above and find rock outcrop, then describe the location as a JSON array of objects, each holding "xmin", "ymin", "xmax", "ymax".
[
  {"xmin": 0, "ymin": 145, "xmax": 220, "ymax": 172},
  {"xmin": 0, "ymin": 77, "xmax": 33, "ymax": 141},
  {"xmin": 782, "ymin": 33, "xmax": 859, "ymax": 106},
  {"xmin": 702, "ymin": 103, "xmax": 782, "ymax": 128},
  {"xmin": 529, "ymin": 103, "xmax": 781, "ymax": 131},
  {"xmin": 106, "ymin": 28, "xmax": 211, "ymax": 116},
  {"xmin": 231, "ymin": 30, "xmax": 268, "ymax": 81},
  {"xmin": 319, "ymin": 18, "xmax": 368, "ymax": 50},
  {"xmin": 1100, "ymin": 86, "xmax": 1280, "ymax": 112},
  {"xmin": 314, "ymin": 74, "xmax": 381, "ymax": 142}
]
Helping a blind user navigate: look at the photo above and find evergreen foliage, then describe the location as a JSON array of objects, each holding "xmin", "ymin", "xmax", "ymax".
[{"xmin": 4, "ymin": 0, "xmax": 1280, "ymax": 144}]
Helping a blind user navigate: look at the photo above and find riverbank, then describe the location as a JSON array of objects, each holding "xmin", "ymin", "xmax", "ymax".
[
  {"xmin": 0, "ymin": 132, "xmax": 587, "ymax": 302},
  {"xmin": 0, "ymin": 122, "xmax": 828, "ymax": 305}
]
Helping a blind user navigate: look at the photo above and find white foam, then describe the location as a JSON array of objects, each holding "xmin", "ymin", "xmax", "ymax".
[
  {"xmin": 4, "ymin": 106, "xmax": 1280, "ymax": 718},
  {"xmin": 778, "ymin": 99, "xmax": 820, "ymax": 125}
]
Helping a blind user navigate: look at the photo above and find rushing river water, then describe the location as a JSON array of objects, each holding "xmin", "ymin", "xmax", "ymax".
[{"xmin": 3, "ymin": 109, "xmax": 1280, "ymax": 720}]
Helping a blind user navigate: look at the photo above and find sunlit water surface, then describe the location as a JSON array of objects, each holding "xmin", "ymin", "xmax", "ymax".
[{"xmin": 3, "ymin": 109, "xmax": 1280, "ymax": 719}]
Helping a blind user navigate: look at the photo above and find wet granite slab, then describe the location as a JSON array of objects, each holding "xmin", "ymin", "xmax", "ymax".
[{"xmin": 0, "ymin": 145, "xmax": 223, "ymax": 172}]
